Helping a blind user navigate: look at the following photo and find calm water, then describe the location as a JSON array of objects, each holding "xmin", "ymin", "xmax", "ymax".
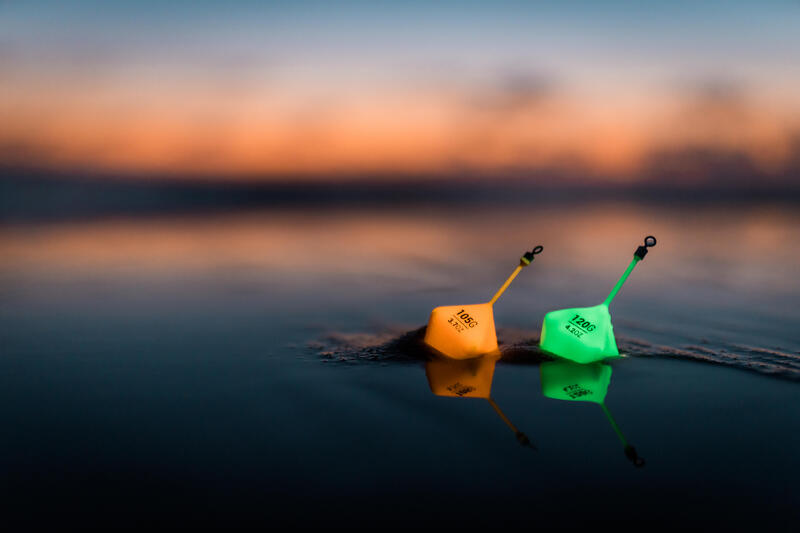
[{"xmin": 1, "ymin": 200, "xmax": 799, "ymax": 526}]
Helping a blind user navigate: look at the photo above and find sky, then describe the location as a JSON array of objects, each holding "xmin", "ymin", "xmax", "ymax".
[{"xmin": 2, "ymin": 0, "xmax": 799, "ymax": 183}]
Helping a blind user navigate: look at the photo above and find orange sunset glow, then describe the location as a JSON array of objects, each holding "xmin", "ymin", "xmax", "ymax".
[
  {"xmin": 3, "ymin": 80, "xmax": 800, "ymax": 180},
  {"xmin": 3, "ymin": 2, "xmax": 800, "ymax": 184}
]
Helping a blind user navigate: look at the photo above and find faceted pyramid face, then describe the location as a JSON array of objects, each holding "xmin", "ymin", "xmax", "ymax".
[
  {"xmin": 540, "ymin": 359, "xmax": 612, "ymax": 404},
  {"xmin": 424, "ymin": 303, "xmax": 498, "ymax": 360},
  {"xmin": 425, "ymin": 352, "xmax": 499, "ymax": 398},
  {"xmin": 539, "ymin": 304, "xmax": 619, "ymax": 363}
]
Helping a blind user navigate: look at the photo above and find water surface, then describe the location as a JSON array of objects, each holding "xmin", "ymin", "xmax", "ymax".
[{"xmin": 1, "ymin": 200, "xmax": 799, "ymax": 526}]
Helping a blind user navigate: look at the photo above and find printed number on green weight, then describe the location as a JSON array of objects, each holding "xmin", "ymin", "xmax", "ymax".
[{"xmin": 570, "ymin": 314, "xmax": 596, "ymax": 332}]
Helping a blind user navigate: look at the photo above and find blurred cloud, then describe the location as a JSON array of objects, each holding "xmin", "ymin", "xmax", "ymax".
[
  {"xmin": 685, "ymin": 77, "xmax": 747, "ymax": 104},
  {"xmin": 463, "ymin": 70, "xmax": 558, "ymax": 112},
  {"xmin": 643, "ymin": 76, "xmax": 799, "ymax": 179}
]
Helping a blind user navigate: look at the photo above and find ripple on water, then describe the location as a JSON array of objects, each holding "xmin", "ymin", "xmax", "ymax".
[{"xmin": 308, "ymin": 326, "xmax": 800, "ymax": 381}]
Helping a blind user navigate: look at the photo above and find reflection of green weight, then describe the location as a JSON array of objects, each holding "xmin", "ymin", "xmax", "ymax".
[
  {"xmin": 541, "ymin": 359, "xmax": 611, "ymax": 403},
  {"xmin": 540, "ymin": 236, "xmax": 656, "ymax": 363},
  {"xmin": 540, "ymin": 359, "xmax": 644, "ymax": 467}
]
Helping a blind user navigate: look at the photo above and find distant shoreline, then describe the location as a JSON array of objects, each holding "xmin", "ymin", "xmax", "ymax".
[{"xmin": 2, "ymin": 169, "xmax": 799, "ymax": 224}]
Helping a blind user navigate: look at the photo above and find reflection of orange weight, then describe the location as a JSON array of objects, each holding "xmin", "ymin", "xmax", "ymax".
[
  {"xmin": 425, "ymin": 352, "xmax": 536, "ymax": 450},
  {"xmin": 425, "ymin": 351, "xmax": 499, "ymax": 398}
]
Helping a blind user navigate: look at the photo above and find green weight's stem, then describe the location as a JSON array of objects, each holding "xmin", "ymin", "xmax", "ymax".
[
  {"xmin": 602, "ymin": 256, "xmax": 640, "ymax": 307},
  {"xmin": 600, "ymin": 403, "xmax": 628, "ymax": 448}
]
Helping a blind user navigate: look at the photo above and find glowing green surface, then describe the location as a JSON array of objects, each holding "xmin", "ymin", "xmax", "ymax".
[
  {"xmin": 540, "ymin": 360, "xmax": 611, "ymax": 404},
  {"xmin": 539, "ymin": 256, "xmax": 640, "ymax": 363},
  {"xmin": 540, "ymin": 304, "xmax": 620, "ymax": 363}
]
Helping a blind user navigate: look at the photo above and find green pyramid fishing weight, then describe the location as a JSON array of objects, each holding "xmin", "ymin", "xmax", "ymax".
[{"xmin": 539, "ymin": 236, "xmax": 657, "ymax": 363}]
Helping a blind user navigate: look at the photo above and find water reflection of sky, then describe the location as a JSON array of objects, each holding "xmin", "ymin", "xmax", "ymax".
[
  {"xmin": 3, "ymin": 202, "xmax": 798, "ymax": 289},
  {"xmin": 2, "ymin": 201, "xmax": 799, "ymax": 372}
]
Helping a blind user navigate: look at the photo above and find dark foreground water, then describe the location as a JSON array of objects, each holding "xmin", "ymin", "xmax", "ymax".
[{"xmin": 1, "ymin": 200, "xmax": 799, "ymax": 527}]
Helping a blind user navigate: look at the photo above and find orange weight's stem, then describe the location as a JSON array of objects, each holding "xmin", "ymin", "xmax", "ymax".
[
  {"xmin": 488, "ymin": 246, "xmax": 542, "ymax": 305},
  {"xmin": 488, "ymin": 265, "xmax": 522, "ymax": 305}
]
